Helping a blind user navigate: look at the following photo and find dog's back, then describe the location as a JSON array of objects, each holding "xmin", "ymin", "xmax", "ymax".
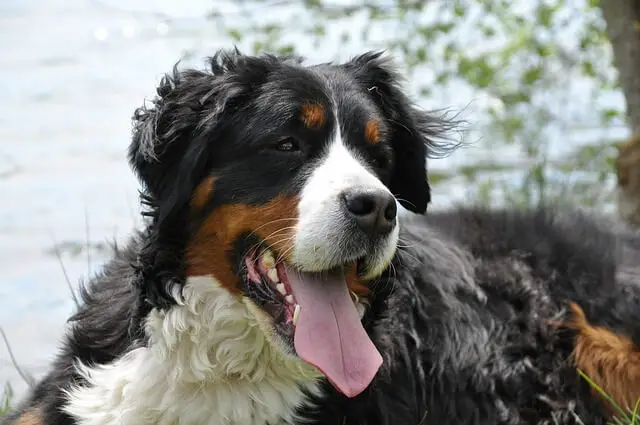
[{"xmin": 301, "ymin": 207, "xmax": 640, "ymax": 424}]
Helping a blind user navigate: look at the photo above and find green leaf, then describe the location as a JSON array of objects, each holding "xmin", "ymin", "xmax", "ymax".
[
  {"xmin": 535, "ymin": 4, "xmax": 554, "ymax": 28},
  {"xmin": 601, "ymin": 108, "xmax": 621, "ymax": 123},
  {"xmin": 227, "ymin": 29, "xmax": 242, "ymax": 42},
  {"xmin": 523, "ymin": 66, "xmax": 543, "ymax": 85},
  {"xmin": 277, "ymin": 45, "xmax": 295, "ymax": 55},
  {"xmin": 581, "ymin": 60, "xmax": 596, "ymax": 77}
]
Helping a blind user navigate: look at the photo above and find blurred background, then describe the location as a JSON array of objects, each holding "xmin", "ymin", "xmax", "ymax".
[{"xmin": 1, "ymin": 0, "xmax": 639, "ymax": 408}]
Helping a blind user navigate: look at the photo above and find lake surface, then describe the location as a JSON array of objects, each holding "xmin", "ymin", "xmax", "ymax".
[{"xmin": 0, "ymin": 0, "xmax": 628, "ymax": 400}]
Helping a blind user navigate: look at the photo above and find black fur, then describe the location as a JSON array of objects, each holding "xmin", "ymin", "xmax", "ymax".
[
  {"xmin": 298, "ymin": 209, "xmax": 640, "ymax": 424},
  {"xmin": 5, "ymin": 50, "xmax": 640, "ymax": 425}
]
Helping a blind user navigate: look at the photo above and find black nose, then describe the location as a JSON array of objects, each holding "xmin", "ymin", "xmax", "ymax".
[{"xmin": 342, "ymin": 190, "xmax": 397, "ymax": 237}]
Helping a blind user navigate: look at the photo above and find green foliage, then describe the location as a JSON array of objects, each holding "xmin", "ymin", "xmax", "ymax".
[
  {"xmin": 213, "ymin": 0, "xmax": 625, "ymax": 210},
  {"xmin": 0, "ymin": 383, "xmax": 13, "ymax": 416},
  {"xmin": 578, "ymin": 369, "xmax": 640, "ymax": 425}
]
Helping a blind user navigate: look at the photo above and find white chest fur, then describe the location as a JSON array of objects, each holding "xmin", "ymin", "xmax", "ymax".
[{"xmin": 63, "ymin": 276, "xmax": 322, "ymax": 425}]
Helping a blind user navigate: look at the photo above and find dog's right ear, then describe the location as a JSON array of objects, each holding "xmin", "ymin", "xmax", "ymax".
[
  {"xmin": 128, "ymin": 50, "xmax": 271, "ymax": 223},
  {"xmin": 128, "ymin": 75, "xmax": 180, "ymax": 202},
  {"xmin": 129, "ymin": 63, "xmax": 238, "ymax": 207}
]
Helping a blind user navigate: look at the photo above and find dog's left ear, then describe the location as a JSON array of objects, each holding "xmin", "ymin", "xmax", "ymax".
[{"xmin": 344, "ymin": 51, "xmax": 458, "ymax": 214}]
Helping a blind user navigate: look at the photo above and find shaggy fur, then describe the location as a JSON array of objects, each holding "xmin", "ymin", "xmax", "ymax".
[{"xmin": 4, "ymin": 49, "xmax": 640, "ymax": 425}]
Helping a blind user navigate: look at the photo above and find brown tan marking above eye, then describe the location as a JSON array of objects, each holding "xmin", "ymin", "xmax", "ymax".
[
  {"xmin": 300, "ymin": 103, "xmax": 326, "ymax": 129},
  {"xmin": 186, "ymin": 194, "xmax": 299, "ymax": 292},
  {"xmin": 364, "ymin": 120, "xmax": 380, "ymax": 145},
  {"xmin": 191, "ymin": 176, "xmax": 216, "ymax": 210}
]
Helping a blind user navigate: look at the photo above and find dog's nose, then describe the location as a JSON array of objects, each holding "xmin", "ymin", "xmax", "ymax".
[{"xmin": 342, "ymin": 190, "xmax": 397, "ymax": 237}]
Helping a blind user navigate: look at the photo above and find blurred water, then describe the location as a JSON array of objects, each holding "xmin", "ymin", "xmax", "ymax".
[{"xmin": 0, "ymin": 0, "xmax": 628, "ymax": 399}]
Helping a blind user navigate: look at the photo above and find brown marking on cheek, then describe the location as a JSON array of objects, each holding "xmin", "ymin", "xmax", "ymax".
[
  {"xmin": 364, "ymin": 120, "xmax": 380, "ymax": 145},
  {"xmin": 563, "ymin": 302, "xmax": 640, "ymax": 413},
  {"xmin": 15, "ymin": 409, "xmax": 44, "ymax": 425},
  {"xmin": 191, "ymin": 176, "xmax": 216, "ymax": 209},
  {"xmin": 346, "ymin": 263, "xmax": 370, "ymax": 297},
  {"xmin": 300, "ymin": 103, "xmax": 326, "ymax": 129},
  {"xmin": 186, "ymin": 195, "xmax": 299, "ymax": 292}
]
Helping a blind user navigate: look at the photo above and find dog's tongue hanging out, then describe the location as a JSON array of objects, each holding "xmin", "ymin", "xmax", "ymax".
[{"xmin": 284, "ymin": 264, "xmax": 383, "ymax": 398}]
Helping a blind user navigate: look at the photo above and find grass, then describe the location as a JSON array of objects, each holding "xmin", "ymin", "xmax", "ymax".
[
  {"xmin": 578, "ymin": 370, "xmax": 640, "ymax": 425},
  {"xmin": 0, "ymin": 326, "xmax": 34, "ymax": 418},
  {"xmin": 1, "ymin": 383, "xmax": 13, "ymax": 417},
  {"xmin": 0, "ymin": 231, "xmax": 77, "ymax": 419}
]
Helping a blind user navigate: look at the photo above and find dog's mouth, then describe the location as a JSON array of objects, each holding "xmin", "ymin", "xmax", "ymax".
[{"xmin": 243, "ymin": 248, "xmax": 383, "ymax": 398}]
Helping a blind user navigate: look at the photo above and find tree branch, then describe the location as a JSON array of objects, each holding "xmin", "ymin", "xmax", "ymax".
[{"xmin": 600, "ymin": 0, "xmax": 640, "ymax": 132}]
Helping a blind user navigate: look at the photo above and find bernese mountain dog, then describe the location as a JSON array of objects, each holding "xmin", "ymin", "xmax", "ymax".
[{"xmin": 4, "ymin": 49, "xmax": 640, "ymax": 425}]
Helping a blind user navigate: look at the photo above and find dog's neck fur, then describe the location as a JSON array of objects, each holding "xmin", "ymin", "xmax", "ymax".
[{"xmin": 63, "ymin": 276, "xmax": 323, "ymax": 425}]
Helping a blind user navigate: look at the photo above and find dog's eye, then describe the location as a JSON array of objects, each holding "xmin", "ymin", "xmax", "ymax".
[{"xmin": 275, "ymin": 137, "xmax": 301, "ymax": 153}]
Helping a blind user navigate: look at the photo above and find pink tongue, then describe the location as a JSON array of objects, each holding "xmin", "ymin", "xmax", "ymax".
[{"xmin": 284, "ymin": 265, "xmax": 383, "ymax": 398}]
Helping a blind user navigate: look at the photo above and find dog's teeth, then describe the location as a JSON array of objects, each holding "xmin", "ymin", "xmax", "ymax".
[
  {"xmin": 267, "ymin": 268, "xmax": 279, "ymax": 283},
  {"xmin": 276, "ymin": 283, "xmax": 287, "ymax": 296},
  {"xmin": 262, "ymin": 251, "xmax": 276, "ymax": 269},
  {"xmin": 285, "ymin": 295, "xmax": 294, "ymax": 305},
  {"xmin": 293, "ymin": 304, "xmax": 301, "ymax": 326},
  {"xmin": 356, "ymin": 302, "xmax": 366, "ymax": 319}
]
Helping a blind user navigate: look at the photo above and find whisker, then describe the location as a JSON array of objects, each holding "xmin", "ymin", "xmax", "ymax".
[
  {"xmin": 245, "ymin": 226, "xmax": 297, "ymax": 260},
  {"xmin": 260, "ymin": 226, "xmax": 297, "ymax": 243},
  {"xmin": 396, "ymin": 236, "xmax": 416, "ymax": 250},
  {"xmin": 257, "ymin": 236, "xmax": 295, "ymax": 262},
  {"xmin": 397, "ymin": 246, "xmax": 420, "ymax": 264},
  {"xmin": 248, "ymin": 218, "xmax": 298, "ymax": 238},
  {"xmin": 263, "ymin": 232, "xmax": 296, "ymax": 250},
  {"xmin": 371, "ymin": 262, "xmax": 395, "ymax": 296},
  {"xmin": 387, "ymin": 262, "xmax": 397, "ymax": 294},
  {"xmin": 275, "ymin": 243, "xmax": 297, "ymax": 264},
  {"xmin": 396, "ymin": 243, "xmax": 416, "ymax": 249},
  {"xmin": 393, "ymin": 196, "xmax": 417, "ymax": 210}
]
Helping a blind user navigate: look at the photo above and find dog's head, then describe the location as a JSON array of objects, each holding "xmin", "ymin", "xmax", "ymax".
[{"xmin": 129, "ymin": 50, "xmax": 455, "ymax": 397}]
